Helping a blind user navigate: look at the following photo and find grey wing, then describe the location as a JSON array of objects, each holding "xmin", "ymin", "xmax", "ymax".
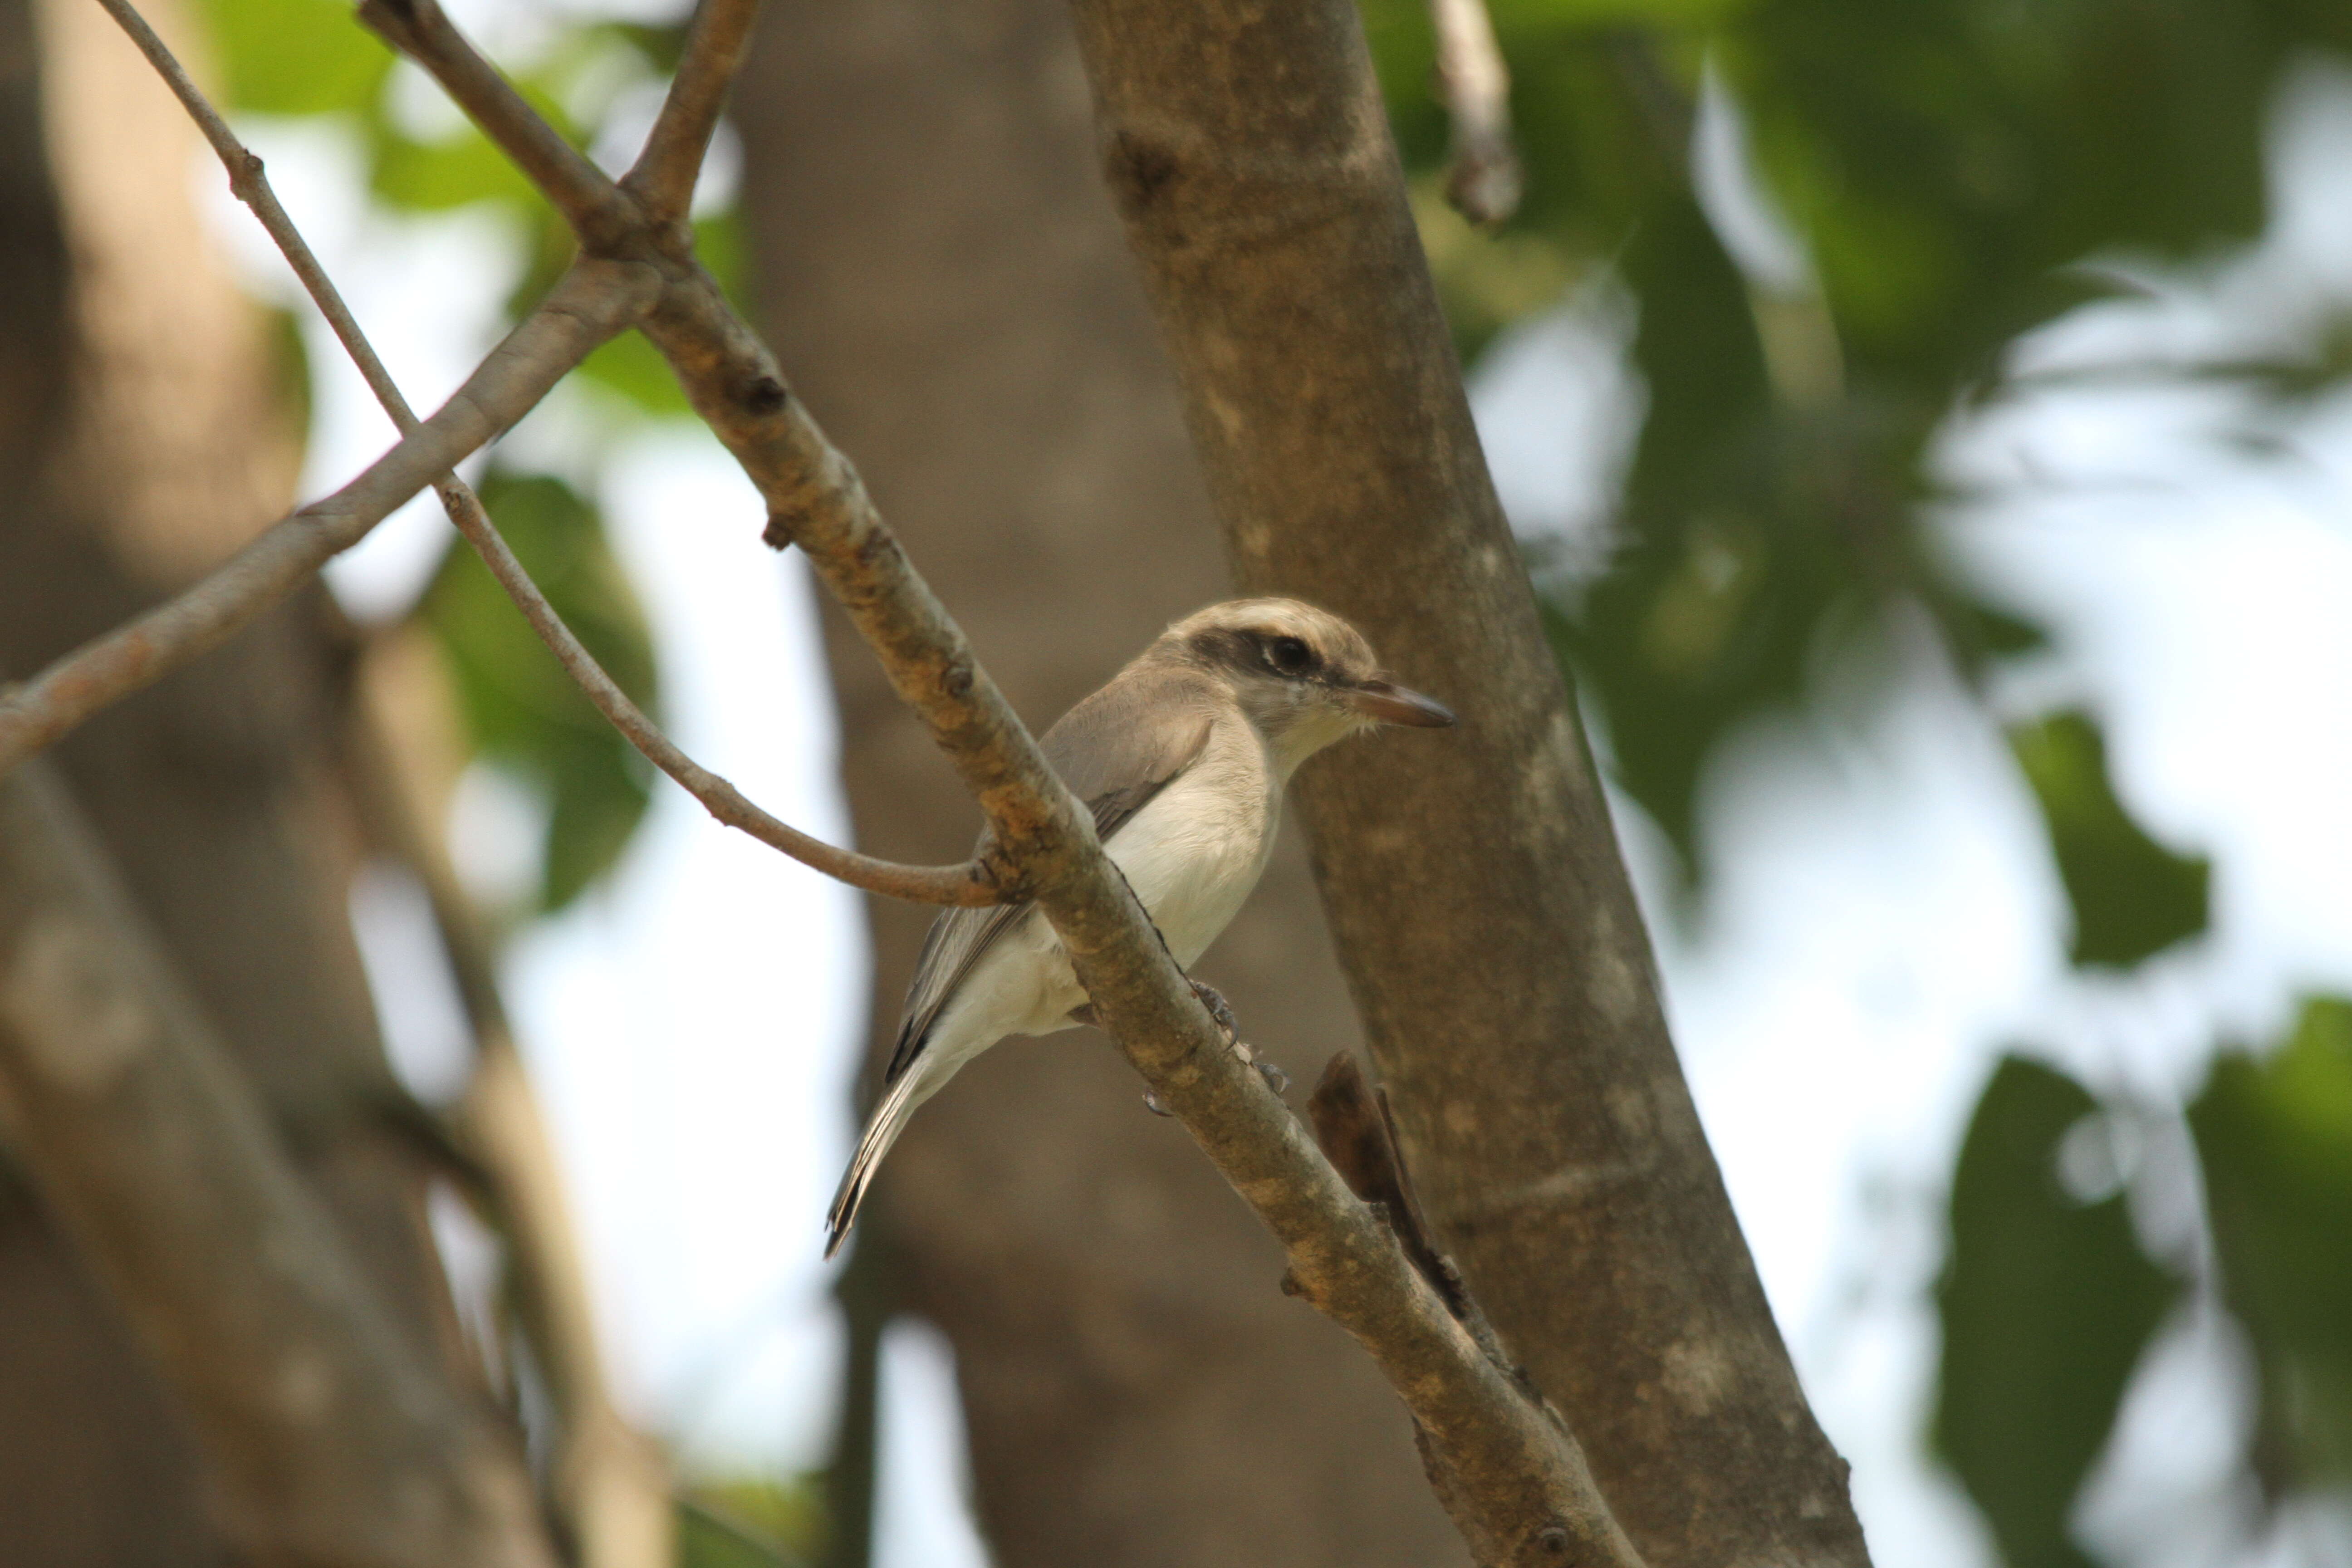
[{"xmin": 878, "ymin": 666, "xmax": 1220, "ymax": 1087}]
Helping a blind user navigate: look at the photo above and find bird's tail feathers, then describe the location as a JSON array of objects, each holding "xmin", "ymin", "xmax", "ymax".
[{"xmin": 823, "ymin": 1068, "xmax": 929, "ymax": 1259}]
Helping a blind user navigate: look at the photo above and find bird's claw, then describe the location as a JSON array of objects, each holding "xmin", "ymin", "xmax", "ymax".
[
  {"xmin": 1254, "ymin": 1059, "xmax": 1290, "ymax": 1096},
  {"xmin": 1142, "ymin": 1088, "xmax": 1178, "ymax": 1118},
  {"xmin": 1190, "ymin": 980, "xmax": 1241, "ymax": 1047}
]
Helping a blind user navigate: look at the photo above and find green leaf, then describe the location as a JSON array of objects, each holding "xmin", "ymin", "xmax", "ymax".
[
  {"xmin": 2189, "ymin": 998, "xmax": 2352, "ymax": 1496},
  {"xmin": 2010, "ymin": 712, "xmax": 2209, "ymax": 969},
  {"xmin": 421, "ymin": 470, "xmax": 660, "ymax": 912},
  {"xmin": 361, "ymin": 59, "xmax": 585, "ymax": 216},
  {"xmin": 1935, "ymin": 1055, "xmax": 2180, "ymax": 1568},
  {"xmin": 578, "ymin": 331, "xmax": 691, "ymax": 416},
  {"xmin": 198, "ymin": 0, "xmax": 391, "ymax": 117},
  {"xmin": 368, "ymin": 119, "xmax": 541, "ymax": 212},
  {"xmin": 678, "ymin": 1478, "xmax": 823, "ymax": 1568}
]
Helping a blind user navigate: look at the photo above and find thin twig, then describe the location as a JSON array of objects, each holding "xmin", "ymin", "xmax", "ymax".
[
  {"xmin": 622, "ymin": 0, "xmax": 761, "ymax": 219},
  {"xmin": 456, "ymin": 500, "xmax": 999, "ymax": 903},
  {"xmin": 1429, "ymin": 0, "xmax": 1520, "ymax": 224},
  {"xmin": 0, "ymin": 258, "xmax": 655, "ymax": 780},
  {"xmin": 92, "ymin": 0, "xmax": 994, "ymax": 908}
]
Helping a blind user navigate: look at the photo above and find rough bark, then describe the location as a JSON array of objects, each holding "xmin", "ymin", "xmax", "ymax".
[
  {"xmin": 1063, "ymin": 1, "xmax": 1874, "ymax": 1564},
  {"xmin": 0, "ymin": 0, "xmax": 537, "ymax": 1557},
  {"xmin": 736, "ymin": 2, "xmax": 1468, "ymax": 1562}
]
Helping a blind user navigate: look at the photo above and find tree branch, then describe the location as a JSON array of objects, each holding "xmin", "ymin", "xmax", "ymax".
[
  {"xmin": 97, "ymin": 0, "xmax": 992, "ymax": 906},
  {"xmin": 622, "ymin": 0, "xmax": 760, "ymax": 219},
  {"xmin": 1430, "ymin": 0, "xmax": 1521, "ymax": 224},
  {"xmin": 122, "ymin": 0, "xmax": 975, "ymax": 902},
  {"xmin": 0, "ymin": 761, "xmax": 554, "ymax": 1568},
  {"xmin": 0, "ymin": 256, "xmax": 656, "ymax": 780}
]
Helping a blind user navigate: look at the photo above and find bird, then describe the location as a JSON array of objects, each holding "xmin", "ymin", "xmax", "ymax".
[{"xmin": 823, "ymin": 597, "xmax": 1454, "ymax": 1258}]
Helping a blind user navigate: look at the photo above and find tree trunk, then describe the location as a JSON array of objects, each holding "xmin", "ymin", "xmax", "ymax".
[
  {"xmin": 0, "ymin": 0, "xmax": 501, "ymax": 1557},
  {"xmin": 1062, "ymin": 2, "xmax": 1874, "ymax": 1564},
  {"xmin": 735, "ymin": 2, "xmax": 1467, "ymax": 1563}
]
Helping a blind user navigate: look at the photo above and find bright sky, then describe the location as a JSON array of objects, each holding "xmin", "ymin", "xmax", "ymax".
[{"xmin": 197, "ymin": 29, "xmax": 2352, "ymax": 1568}]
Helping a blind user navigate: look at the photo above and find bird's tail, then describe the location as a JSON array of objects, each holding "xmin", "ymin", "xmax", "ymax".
[{"xmin": 823, "ymin": 1068, "xmax": 930, "ymax": 1259}]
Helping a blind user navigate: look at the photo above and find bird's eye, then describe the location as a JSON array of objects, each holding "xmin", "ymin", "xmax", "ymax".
[{"xmin": 1265, "ymin": 635, "xmax": 1314, "ymax": 676}]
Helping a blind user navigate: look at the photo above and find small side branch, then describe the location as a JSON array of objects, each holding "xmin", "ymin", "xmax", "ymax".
[
  {"xmin": 1429, "ymin": 0, "xmax": 1520, "ymax": 224},
  {"xmin": 622, "ymin": 0, "xmax": 761, "ymax": 219},
  {"xmin": 453, "ymin": 495, "xmax": 1001, "ymax": 905}
]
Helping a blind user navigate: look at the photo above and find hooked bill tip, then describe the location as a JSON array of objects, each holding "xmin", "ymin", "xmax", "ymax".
[{"xmin": 1346, "ymin": 679, "xmax": 1455, "ymax": 729}]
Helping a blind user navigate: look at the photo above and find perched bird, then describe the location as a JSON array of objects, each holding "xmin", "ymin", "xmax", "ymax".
[{"xmin": 823, "ymin": 598, "xmax": 1453, "ymax": 1257}]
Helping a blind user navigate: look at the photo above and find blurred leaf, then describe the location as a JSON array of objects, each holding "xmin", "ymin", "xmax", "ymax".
[
  {"xmin": 679, "ymin": 1478, "xmax": 823, "ymax": 1568},
  {"xmin": 694, "ymin": 210, "xmax": 753, "ymax": 312},
  {"xmin": 578, "ymin": 330, "xmax": 691, "ymax": 416},
  {"xmin": 368, "ymin": 119, "xmax": 543, "ymax": 212},
  {"xmin": 363, "ymin": 66, "xmax": 586, "ymax": 214},
  {"xmin": 2010, "ymin": 711, "xmax": 2209, "ymax": 969},
  {"xmin": 2190, "ymin": 997, "xmax": 2352, "ymax": 1496},
  {"xmin": 612, "ymin": 20, "xmax": 696, "ymax": 76},
  {"xmin": 261, "ymin": 304, "xmax": 312, "ymax": 452},
  {"xmin": 199, "ymin": 0, "xmax": 391, "ymax": 116},
  {"xmin": 422, "ymin": 470, "xmax": 659, "ymax": 911},
  {"xmin": 1936, "ymin": 1055, "xmax": 2180, "ymax": 1568},
  {"xmin": 1359, "ymin": 0, "xmax": 2352, "ymax": 884}
]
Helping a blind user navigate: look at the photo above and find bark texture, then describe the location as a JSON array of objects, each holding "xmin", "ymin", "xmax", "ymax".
[
  {"xmin": 0, "ymin": 0, "xmax": 521, "ymax": 1557},
  {"xmin": 736, "ymin": 2, "xmax": 1467, "ymax": 1563},
  {"xmin": 1063, "ymin": 1, "xmax": 1873, "ymax": 1563}
]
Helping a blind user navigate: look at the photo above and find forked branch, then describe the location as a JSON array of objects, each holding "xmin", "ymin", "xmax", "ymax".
[
  {"xmin": 69, "ymin": 0, "xmax": 997, "ymax": 908},
  {"xmin": 623, "ymin": 0, "xmax": 761, "ymax": 217}
]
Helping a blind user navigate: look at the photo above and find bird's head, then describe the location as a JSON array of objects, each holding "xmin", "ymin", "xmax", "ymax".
[{"xmin": 1159, "ymin": 598, "xmax": 1454, "ymax": 775}]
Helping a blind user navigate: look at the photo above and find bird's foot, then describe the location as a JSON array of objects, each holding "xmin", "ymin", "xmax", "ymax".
[
  {"xmin": 1142, "ymin": 1089, "xmax": 1178, "ymax": 1117},
  {"xmin": 1184, "ymin": 981, "xmax": 1286, "ymax": 1095},
  {"xmin": 1190, "ymin": 979, "xmax": 1241, "ymax": 1047}
]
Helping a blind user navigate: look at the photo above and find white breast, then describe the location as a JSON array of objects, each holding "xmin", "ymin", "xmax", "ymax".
[
  {"xmin": 1108, "ymin": 715, "xmax": 1279, "ymax": 968},
  {"xmin": 914, "ymin": 715, "xmax": 1279, "ymax": 1063}
]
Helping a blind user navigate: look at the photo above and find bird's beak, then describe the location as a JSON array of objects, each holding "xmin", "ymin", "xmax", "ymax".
[{"xmin": 1345, "ymin": 678, "xmax": 1456, "ymax": 728}]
